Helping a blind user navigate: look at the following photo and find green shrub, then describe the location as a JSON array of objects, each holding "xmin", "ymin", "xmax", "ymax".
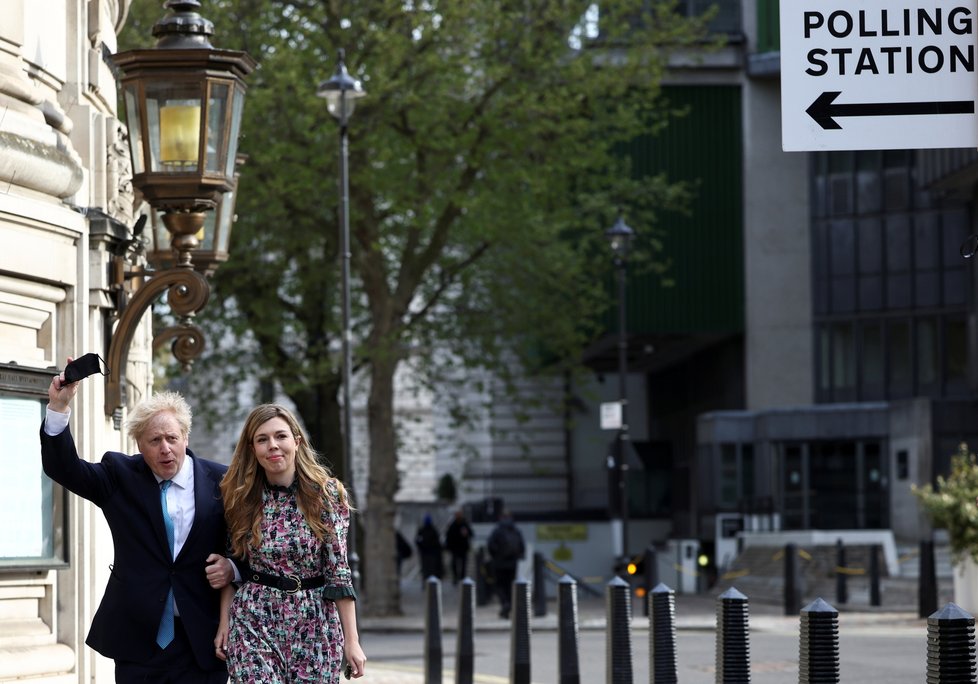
[{"xmin": 913, "ymin": 442, "xmax": 978, "ymax": 563}]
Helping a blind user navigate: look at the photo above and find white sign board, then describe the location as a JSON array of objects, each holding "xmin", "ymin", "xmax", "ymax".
[
  {"xmin": 781, "ymin": 0, "xmax": 978, "ymax": 150},
  {"xmin": 600, "ymin": 401, "xmax": 622, "ymax": 430}
]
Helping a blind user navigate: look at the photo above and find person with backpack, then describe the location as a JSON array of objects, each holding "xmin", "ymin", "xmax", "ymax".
[{"xmin": 486, "ymin": 510, "xmax": 525, "ymax": 619}]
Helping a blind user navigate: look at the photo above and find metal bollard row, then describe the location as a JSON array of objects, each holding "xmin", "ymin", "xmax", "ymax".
[
  {"xmin": 557, "ymin": 575, "xmax": 581, "ymax": 684},
  {"xmin": 606, "ymin": 575, "xmax": 633, "ymax": 684},
  {"xmin": 926, "ymin": 602, "xmax": 976, "ymax": 684},
  {"xmin": 420, "ymin": 573, "xmax": 978, "ymax": 683},
  {"xmin": 798, "ymin": 597, "xmax": 839, "ymax": 684},
  {"xmin": 650, "ymin": 583, "xmax": 679, "ymax": 683},
  {"xmin": 715, "ymin": 587, "xmax": 750, "ymax": 683},
  {"xmin": 424, "ymin": 576, "xmax": 443, "ymax": 684}
]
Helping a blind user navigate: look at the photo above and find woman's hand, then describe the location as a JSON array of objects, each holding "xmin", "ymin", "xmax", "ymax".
[{"xmin": 343, "ymin": 641, "xmax": 367, "ymax": 678}]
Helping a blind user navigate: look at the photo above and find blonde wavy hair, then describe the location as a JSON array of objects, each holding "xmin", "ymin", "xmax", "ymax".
[{"xmin": 220, "ymin": 404, "xmax": 351, "ymax": 559}]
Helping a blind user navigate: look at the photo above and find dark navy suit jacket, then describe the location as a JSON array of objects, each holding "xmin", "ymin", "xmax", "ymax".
[{"xmin": 40, "ymin": 424, "xmax": 228, "ymax": 671}]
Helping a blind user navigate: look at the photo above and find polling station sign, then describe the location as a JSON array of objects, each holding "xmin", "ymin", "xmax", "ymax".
[{"xmin": 781, "ymin": 1, "xmax": 978, "ymax": 150}]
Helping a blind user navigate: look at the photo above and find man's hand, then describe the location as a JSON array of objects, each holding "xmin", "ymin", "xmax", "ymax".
[
  {"xmin": 48, "ymin": 357, "xmax": 80, "ymax": 413},
  {"xmin": 205, "ymin": 554, "xmax": 234, "ymax": 589}
]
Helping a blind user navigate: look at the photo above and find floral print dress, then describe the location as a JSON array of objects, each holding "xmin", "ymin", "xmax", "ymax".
[{"xmin": 227, "ymin": 481, "xmax": 355, "ymax": 683}]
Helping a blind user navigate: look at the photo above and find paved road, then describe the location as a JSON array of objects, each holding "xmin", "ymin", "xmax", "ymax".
[
  {"xmin": 357, "ymin": 582, "xmax": 934, "ymax": 683},
  {"xmin": 363, "ymin": 627, "xmax": 925, "ymax": 683}
]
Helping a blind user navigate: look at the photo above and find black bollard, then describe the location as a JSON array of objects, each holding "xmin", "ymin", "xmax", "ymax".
[
  {"xmin": 510, "ymin": 578, "xmax": 532, "ymax": 684},
  {"xmin": 918, "ymin": 539, "xmax": 938, "ymax": 619},
  {"xmin": 456, "ymin": 578, "xmax": 475, "ymax": 684},
  {"xmin": 606, "ymin": 575, "xmax": 633, "ymax": 684},
  {"xmin": 926, "ymin": 602, "xmax": 976, "ymax": 683},
  {"xmin": 643, "ymin": 546, "xmax": 659, "ymax": 618},
  {"xmin": 475, "ymin": 547, "xmax": 490, "ymax": 606},
  {"xmin": 715, "ymin": 587, "xmax": 750, "ymax": 684},
  {"xmin": 869, "ymin": 545, "xmax": 881, "ymax": 607},
  {"xmin": 557, "ymin": 575, "xmax": 581, "ymax": 684},
  {"xmin": 834, "ymin": 539, "xmax": 847, "ymax": 605},
  {"xmin": 533, "ymin": 552, "xmax": 548, "ymax": 617},
  {"xmin": 649, "ymin": 583, "xmax": 678, "ymax": 684},
  {"xmin": 784, "ymin": 543, "xmax": 801, "ymax": 616},
  {"xmin": 424, "ymin": 576, "xmax": 443, "ymax": 684},
  {"xmin": 798, "ymin": 597, "xmax": 839, "ymax": 684}
]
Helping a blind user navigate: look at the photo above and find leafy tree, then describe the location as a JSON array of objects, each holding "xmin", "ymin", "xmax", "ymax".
[
  {"xmin": 120, "ymin": 0, "xmax": 710, "ymax": 615},
  {"xmin": 913, "ymin": 443, "xmax": 978, "ymax": 563}
]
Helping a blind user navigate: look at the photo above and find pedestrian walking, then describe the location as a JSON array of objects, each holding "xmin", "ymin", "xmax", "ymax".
[
  {"xmin": 487, "ymin": 510, "xmax": 525, "ymax": 618},
  {"xmin": 444, "ymin": 509, "xmax": 474, "ymax": 584},
  {"xmin": 40, "ymin": 357, "xmax": 234, "ymax": 683},
  {"xmin": 215, "ymin": 403, "xmax": 366, "ymax": 682}
]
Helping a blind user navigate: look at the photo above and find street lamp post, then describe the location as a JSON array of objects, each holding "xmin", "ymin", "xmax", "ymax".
[
  {"xmin": 318, "ymin": 49, "xmax": 366, "ymax": 589},
  {"xmin": 605, "ymin": 215, "xmax": 634, "ymax": 568}
]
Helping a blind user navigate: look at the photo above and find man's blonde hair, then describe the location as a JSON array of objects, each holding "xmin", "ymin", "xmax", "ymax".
[{"xmin": 125, "ymin": 391, "xmax": 192, "ymax": 443}]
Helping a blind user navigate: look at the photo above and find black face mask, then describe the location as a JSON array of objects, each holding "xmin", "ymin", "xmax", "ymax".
[{"xmin": 63, "ymin": 353, "xmax": 109, "ymax": 385}]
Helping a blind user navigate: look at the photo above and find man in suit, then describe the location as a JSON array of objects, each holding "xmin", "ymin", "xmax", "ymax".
[{"xmin": 41, "ymin": 360, "xmax": 233, "ymax": 683}]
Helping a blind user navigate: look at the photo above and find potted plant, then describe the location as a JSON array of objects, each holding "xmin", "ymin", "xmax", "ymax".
[{"xmin": 912, "ymin": 442, "xmax": 978, "ymax": 612}]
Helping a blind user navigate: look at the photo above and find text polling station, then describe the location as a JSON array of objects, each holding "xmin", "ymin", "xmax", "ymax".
[{"xmin": 780, "ymin": 1, "xmax": 978, "ymax": 151}]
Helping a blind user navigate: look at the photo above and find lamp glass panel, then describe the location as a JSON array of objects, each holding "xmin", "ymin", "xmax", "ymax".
[
  {"xmin": 215, "ymin": 188, "xmax": 235, "ymax": 255},
  {"xmin": 123, "ymin": 86, "xmax": 145, "ymax": 174},
  {"xmin": 225, "ymin": 88, "xmax": 246, "ymax": 177},
  {"xmin": 145, "ymin": 82, "xmax": 204, "ymax": 173},
  {"xmin": 206, "ymin": 82, "xmax": 230, "ymax": 174}
]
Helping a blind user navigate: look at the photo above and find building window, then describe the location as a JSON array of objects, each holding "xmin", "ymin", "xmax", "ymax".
[
  {"xmin": 0, "ymin": 365, "xmax": 67, "ymax": 569},
  {"xmin": 812, "ymin": 150, "xmax": 971, "ymax": 403}
]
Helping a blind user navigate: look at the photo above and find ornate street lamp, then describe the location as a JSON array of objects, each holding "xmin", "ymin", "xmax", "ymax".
[
  {"xmin": 605, "ymin": 215, "xmax": 634, "ymax": 565},
  {"xmin": 105, "ymin": 0, "xmax": 255, "ymax": 416},
  {"xmin": 145, "ymin": 155, "xmax": 245, "ymax": 276},
  {"xmin": 317, "ymin": 49, "xmax": 366, "ymax": 587}
]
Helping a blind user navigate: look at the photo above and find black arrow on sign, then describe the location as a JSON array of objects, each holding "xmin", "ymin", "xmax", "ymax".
[{"xmin": 806, "ymin": 91, "xmax": 975, "ymax": 130}]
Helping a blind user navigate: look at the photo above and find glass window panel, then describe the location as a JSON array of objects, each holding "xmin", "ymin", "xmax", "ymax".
[
  {"xmin": 832, "ymin": 323, "xmax": 855, "ymax": 390},
  {"xmin": 831, "ymin": 277, "xmax": 856, "ymax": 313},
  {"xmin": 819, "ymin": 327, "xmax": 831, "ymax": 392},
  {"xmin": 887, "ymin": 274, "xmax": 912, "ymax": 309},
  {"xmin": 914, "ymin": 213, "xmax": 940, "ymax": 269},
  {"xmin": 124, "ymin": 86, "xmax": 145, "ymax": 174},
  {"xmin": 859, "ymin": 275, "xmax": 882, "ymax": 311},
  {"xmin": 829, "ymin": 220, "xmax": 855, "ymax": 276},
  {"xmin": 858, "ymin": 218, "xmax": 882, "ymax": 273},
  {"xmin": 915, "ymin": 272, "xmax": 940, "ymax": 307},
  {"xmin": 947, "ymin": 316, "xmax": 968, "ymax": 391},
  {"xmin": 720, "ymin": 444, "xmax": 738, "ymax": 506},
  {"xmin": 885, "ymin": 215, "xmax": 911, "ymax": 271},
  {"xmin": 742, "ymin": 444, "xmax": 755, "ymax": 500},
  {"xmin": 861, "ymin": 322, "xmax": 884, "ymax": 392},
  {"xmin": 0, "ymin": 397, "xmax": 48, "ymax": 559},
  {"xmin": 856, "ymin": 151, "xmax": 882, "ymax": 214},
  {"xmin": 888, "ymin": 319, "xmax": 912, "ymax": 395},
  {"xmin": 917, "ymin": 317, "xmax": 938, "ymax": 388},
  {"xmin": 205, "ymin": 82, "xmax": 229, "ymax": 173},
  {"xmin": 226, "ymin": 89, "xmax": 246, "ymax": 177},
  {"xmin": 944, "ymin": 269, "xmax": 967, "ymax": 307},
  {"xmin": 144, "ymin": 81, "xmax": 204, "ymax": 173}
]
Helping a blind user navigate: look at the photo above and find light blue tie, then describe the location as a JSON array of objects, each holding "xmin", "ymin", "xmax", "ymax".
[{"xmin": 156, "ymin": 480, "xmax": 175, "ymax": 649}]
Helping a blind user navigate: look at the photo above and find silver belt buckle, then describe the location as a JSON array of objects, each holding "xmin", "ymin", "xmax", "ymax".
[{"xmin": 286, "ymin": 573, "xmax": 301, "ymax": 593}]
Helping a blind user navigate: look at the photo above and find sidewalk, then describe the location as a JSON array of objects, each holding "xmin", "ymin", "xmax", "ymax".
[{"xmin": 357, "ymin": 575, "xmax": 928, "ymax": 682}]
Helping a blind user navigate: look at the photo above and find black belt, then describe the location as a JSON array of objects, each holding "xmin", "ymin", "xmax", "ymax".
[{"xmin": 245, "ymin": 570, "xmax": 326, "ymax": 593}]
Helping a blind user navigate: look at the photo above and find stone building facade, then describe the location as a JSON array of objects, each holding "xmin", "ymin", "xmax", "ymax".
[{"xmin": 0, "ymin": 1, "xmax": 152, "ymax": 681}]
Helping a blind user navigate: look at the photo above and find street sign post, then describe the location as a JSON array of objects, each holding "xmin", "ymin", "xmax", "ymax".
[{"xmin": 781, "ymin": 0, "xmax": 978, "ymax": 150}]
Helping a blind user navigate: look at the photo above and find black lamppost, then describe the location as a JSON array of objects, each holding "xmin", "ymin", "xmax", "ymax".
[
  {"xmin": 318, "ymin": 49, "xmax": 366, "ymax": 588},
  {"xmin": 605, "ymin": 215, "xmax": 634, "ymax": 567}
]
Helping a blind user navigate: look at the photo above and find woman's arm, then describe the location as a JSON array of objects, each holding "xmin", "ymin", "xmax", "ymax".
[
  {"xmin": 214, "ymin": 584, "xmax": 235, "ymax": 660},
  {"xmin": 337, "ymin": 596, "xmax": 366, "ymax": 678}
]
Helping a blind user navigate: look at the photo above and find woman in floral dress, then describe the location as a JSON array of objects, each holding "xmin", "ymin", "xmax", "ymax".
[{"xmin": 214, "ymin": 404, "xmax": 366, "ymax": 682}]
